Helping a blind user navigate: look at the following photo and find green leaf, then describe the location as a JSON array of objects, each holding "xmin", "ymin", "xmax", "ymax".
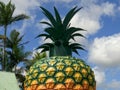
[
  {"xmin": 44, "ymin": 27, "xmax": 58, "ymax": 41},
  {"xmin": 72, "ymin": 33, "xmax": 85, "ymax": 38},
  {"xmin": 38, "ymin": 6, "xmax": 86, "ymax": 56},
  {"xmin": 70, "ymin": 43, "xmax": 85, "ymax": 53},
  {"xmin": 19, "ymin": 41, "xmax": 29, "ymax": 46},
  {"xmin": 70, "ymin": 43, "xmax": 82, "ymax": 47},
  {"xmin": 63, "ymin": 6, "xmax": 82, "ymax": 28},
  {"xmin": 40, "ymin": 21, "xmax": 52, "ymax": 27},
  {"xmin": 54, "ymin": 7, "xmax": 62, "ymax": 25},
  {"xmin": 36, "ymin": 43, "xmax": 53, "ymax": 50},
  {"xmin": 11, "ymin": 14, "xmax": 29, "ymax": 23},
  {"xmin": 72, "ymin": 49, "xmax": 79, "ymax": 55},
  {"xmin": 17, "ymin": 35, "xmax": 24, "ymax": 43},
  {"xmin": 66, "ymin": 27, "xmax": 84, "ymax": 41},
  {"xmin": 68, "ymin": 33, "xmax": 85, "ymax": 41},
  {"xmin": 36, "ymin": 43, "xmax": 54, "ymax": 53},
  {"xmin": 73, "ymin": 46, "xmax": 85, "ymax": 51},
  {"xmin": 63, "ymin": 6, "xmax": 77, "ymax": 28},
  {"xmin": 36, "ymin": 33, "xmax": 49, "ymax": 38},
  {"xmin": 35, "ymin": 33, "xmax": 52, "ymax": 40},
  {"xmin": 66, "ymin": 27, "xmax": 84, "ymax": 35},
  {"xmin": 40, "ymin": 7, "xmax": 56, "ymax": 27},
  {"xmin": 44, "ymin": 27, "xmax": 54, "ymax": 34}
]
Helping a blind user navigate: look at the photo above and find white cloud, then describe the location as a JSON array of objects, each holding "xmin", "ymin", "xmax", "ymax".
[
  {"xmin": 18, "ymin": 21, "xmax": 28, "ymax": 34},
  {"xmin": 88, "ymin": 33, "xmax": 120, "ymax": 67},
  {"xmin": 55, "ymin": 0, "xmax": 73, "ymax": 3},
  {"xmin": 68, "ymin": 0, "xmax": 116, "ymax": 49},
  {"xmin": 92, "ymin": 66, "xmax": 120, "ymax": 89},
  {"xmin": 41, "ymin": 0, "xmax": 73, "ymax": 3},
  {"xmin": 106, "ymin": 80, "xmax": 120, "ymax": 89},
  {"xmin": 92, "ymin": 66, "xmax": 105, "ymax": 86},
  {"xmin": 71, "ymin": 1, "xmax": 115, "ymax": 35},
  {"xmin": 0, "ymin": 0, "xmax": 39, "ymax": 34}
]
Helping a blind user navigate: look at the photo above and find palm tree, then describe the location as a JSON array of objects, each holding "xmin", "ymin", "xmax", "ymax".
[
  {"xmin": 24, "ymin": 52, "xmax": 47, "ymax": 70},
  {"xmin": 0, "ymin": 1, "xmax": 29, "ymax": 70},
  {"xmin": 36, "ymin": 6, "xmax": 85, "ymax": 56},
  {"xmin": 6, "ymin": 30, "xmax": 31, "ymax": 89},
  {"xmin": 0, "ymin": 47, "xmax": 2, "ymax": 69},
  {"xmin": 6, "ymin": 29, "xmax": 31, "ymax": 72}
]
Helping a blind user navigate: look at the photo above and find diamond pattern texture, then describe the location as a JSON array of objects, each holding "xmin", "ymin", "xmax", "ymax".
[{"xmin": 24, "ymin": 56, "xmax": 96, "ymax": 90}]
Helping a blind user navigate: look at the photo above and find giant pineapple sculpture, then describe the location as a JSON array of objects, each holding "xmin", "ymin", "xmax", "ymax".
[{"xmin": 24, "ymin": 6, "xmax": 96, "ymax": 90}]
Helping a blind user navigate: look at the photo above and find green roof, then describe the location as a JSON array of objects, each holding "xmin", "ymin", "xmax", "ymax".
[{"xmin": 0, "ymin": 71, "xmax": 20, "ymax": 90}]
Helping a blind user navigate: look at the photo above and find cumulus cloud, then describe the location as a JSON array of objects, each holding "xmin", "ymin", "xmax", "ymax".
[
  {"xmin": 92, "ymin": 66, "xmax": 105, "ymax": 86},
  {"xmin": 91, "ymin": 65, "xmax": 120, "ymax": 89},
  {"xmin": 88, "ymin": 33, "xmax": 120, "ymax": 67},
  {"xmin": 71, "ymin": 0, "xmax": 115, "ymax": 35},
  {"xmin": 0, "ymin": 0, "xmax": 40, "ymax": 33}
]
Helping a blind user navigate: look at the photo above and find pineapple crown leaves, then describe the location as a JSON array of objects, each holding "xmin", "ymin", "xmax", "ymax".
[
  {"xmin": 65, "ymin": 27, "xmax": 86, "ymax": 41},
  {"xmin": 37, "ymin": 6, "xmax": 86, "ymax": 56},
  {"xmin": 69, "ymin": 43, "xmax": 86, "ymax": 55},
  {"xmin": 37, "ymin": 6, "xmax": 85, "ymax": 41},
  {"xmin": 36, "ymin": 43, "xmax": 53, "ymax": 53},
  {"xmin": 63, "ymin": 6, "xmax": 83, "ymax": 29}
]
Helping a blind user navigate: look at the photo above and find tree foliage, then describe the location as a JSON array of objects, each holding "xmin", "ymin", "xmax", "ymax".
[{"xmin": 0, "ymin": 0, "xmax": 29, "ymax": 70}]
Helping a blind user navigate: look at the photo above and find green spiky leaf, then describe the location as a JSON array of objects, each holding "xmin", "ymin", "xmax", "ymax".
[
  {"xmin": 40, "ymin": 7, "xmax": 56, "ymax": 27},
  {"xmin": 72, "ymin": 49, "xmax": 79, "ymax": 55},
  {"xmin": 68, "ymin": 33, "xmax": 85, "ymax": 41},
  {"xmin": 37, "ymin": 6, "xmax": 85, "ymax": 56},
  {"xmin": 63, "ymin": 7, "xmax": 82, "ymax": 28},
  {"xmin": 40, "ymin": 21, "xmax": 52, "ymax": 27},
  {"xmin": 54, "ymin": 7, "xmax": 62, "ymax": 25},
  {"xmin": 35, "ymin": 34, "xmax": 52, "ymax": 40}
]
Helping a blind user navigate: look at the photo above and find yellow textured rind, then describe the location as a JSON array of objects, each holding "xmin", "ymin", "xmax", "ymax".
[{"xmin": 24, "ymin": 56, "xmax": 96, "ymax": 90}]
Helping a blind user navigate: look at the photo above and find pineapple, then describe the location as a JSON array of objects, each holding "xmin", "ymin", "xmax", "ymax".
[{"xmin": 24, "ymin": 6, "xmax": 96, "ymax": 90}]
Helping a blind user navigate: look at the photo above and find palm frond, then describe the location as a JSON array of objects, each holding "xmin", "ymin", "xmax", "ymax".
[
  {"xmin": 0, "ymin": 1, "xmax": 5, "ymax": 10},
  {"xmin": 11, "ymin": 14, "xmax": 29, "ymax": 23},
  {"xmin": 19, "ymin": 41, "xmax": 29, "ymax": 46}
]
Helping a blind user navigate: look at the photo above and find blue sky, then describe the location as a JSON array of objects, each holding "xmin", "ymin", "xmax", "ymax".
[{"xmin": 0, "ymin": 0, "xmax": 120, "ymax": 90}]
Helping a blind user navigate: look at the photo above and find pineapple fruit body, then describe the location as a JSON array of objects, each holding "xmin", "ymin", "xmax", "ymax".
[{"xmin": 24, "ymin": 56, "xmax": 96, "ymax": 90}]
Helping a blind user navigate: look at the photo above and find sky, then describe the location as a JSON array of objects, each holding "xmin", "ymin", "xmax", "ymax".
[{"xmin": 0, "ymin": 0, "xmax": 120, "ymax": 90}]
